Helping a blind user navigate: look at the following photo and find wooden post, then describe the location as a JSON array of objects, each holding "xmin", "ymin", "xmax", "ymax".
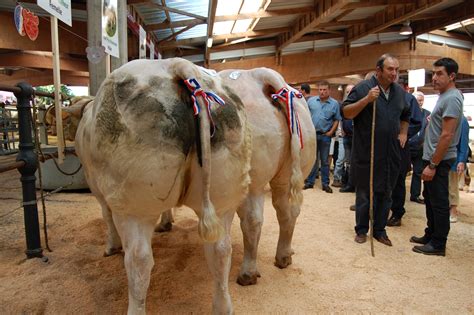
[
  {"xmin": 87, "ymin": 0, "xmax": 107, "ymax": 96},
  {"xmin": 50, "ymin": 16, "xmax": 65, "ymax": 163}
]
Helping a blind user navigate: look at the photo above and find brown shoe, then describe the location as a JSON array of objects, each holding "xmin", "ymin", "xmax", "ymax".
[
  {"xmin": 375, "ymin": 235, "xmax": 392, "ymax": 246},
  {"xmin": 331, "ymin": 180, "xmax": 342, "ymax": 188},
  {"xmin": 349, "ymin": 204, "xmax": 356, "ymax": 211},
  {"xmin": 354, "ymin": 234, "xmax": 367, "ymax": 244}
]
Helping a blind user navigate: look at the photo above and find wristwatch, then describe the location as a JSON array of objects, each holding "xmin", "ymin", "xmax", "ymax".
[{"xmin": 428, "ymin": 161, "xmax": 438, "ymax": 170}]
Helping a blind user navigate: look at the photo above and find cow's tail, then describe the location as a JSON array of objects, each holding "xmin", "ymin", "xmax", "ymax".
[
  {"xmin": 173, "ymin": 59, "xmax": 224, "ymax": 243},
  {"xmin": 254, "ymin": 68, "xmax": 304, "ymax": 209}
]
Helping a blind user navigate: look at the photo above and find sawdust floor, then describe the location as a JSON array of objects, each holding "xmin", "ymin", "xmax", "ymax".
[{"xmin": 1, "ymin": 170, "xmax": 473, "ymax": 314}]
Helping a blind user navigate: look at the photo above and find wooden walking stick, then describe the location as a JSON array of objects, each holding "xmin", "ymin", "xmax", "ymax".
[{"xmin": 369, "ymin": 99, "xmax": 376, "ymax": 257}]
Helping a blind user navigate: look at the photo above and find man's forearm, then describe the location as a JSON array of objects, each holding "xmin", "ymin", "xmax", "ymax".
[
  {"xmin": 327, "ymin": 120, "xmax": 339, "ymax": 136},
  {"xmin": 343, "ymin": 96, "xmax": 370, "ymax": 119},
  {"xmin": 431, "ymin": 132, "xmax": 454, "ymax": 164},
  {"xmin": 399, "ymin": 121, "xmax": 409, "ymax": 137}
]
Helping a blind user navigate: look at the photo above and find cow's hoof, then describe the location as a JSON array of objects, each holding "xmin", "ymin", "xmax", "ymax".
[
  {"xmin": 274, "ymin": 255, "xmax": 292, "ymax": 269},
  {"xmin": 155, "ymin": 222, "xmax": 173, "ymax": 233},
  {"xmin": 236, "ymin": 272, "xmax": 260, "ymax": 286},
  {"xmin": 104, "ymin": 247, "xmax": 122, "ymax": 257}
]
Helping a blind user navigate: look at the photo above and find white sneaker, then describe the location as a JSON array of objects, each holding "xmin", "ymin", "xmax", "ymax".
[{"xmin": 450, "ymin": 215, "xmax": 458, "ymax": 223}]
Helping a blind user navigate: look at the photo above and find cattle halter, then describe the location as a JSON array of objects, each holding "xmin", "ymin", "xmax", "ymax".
[
  {"xmin": 271, "ymin": 87, "xmax": 304, "ymax": 149},
  {"xmin": 184, "ymin": 78, "xmax": 225, "ymax": 137}
]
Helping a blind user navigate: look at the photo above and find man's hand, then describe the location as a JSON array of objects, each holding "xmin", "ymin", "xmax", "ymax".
[
  {"xmin": 457, "ymin": 162, "xmax": 465, "ymax": 175},
  {"xmin": 366, "ymin": 86, "xmax": 380, "ymax": 103},
  {"xmin": 422, "ymin": 166, "xmax": 436, "ymax": 182},
  {"xmin": 324, "ymin": 131, "xmax": 333, "ymax": 137},
  {"xmin": 398, "ymin": 133, "xmax": 407, "ymax": 148}
]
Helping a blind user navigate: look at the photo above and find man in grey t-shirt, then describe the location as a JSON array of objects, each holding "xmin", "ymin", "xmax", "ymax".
[{"xmin": 411, "ymin": 57, "xmax": 463, "ymax": 256}]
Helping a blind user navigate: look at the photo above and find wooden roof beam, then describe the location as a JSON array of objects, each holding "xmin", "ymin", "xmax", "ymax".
[
  {"xmin": 144, "ymin": 2, "xmax": 207, "ymax": 21},
  {"xmin": 277, "ymin": 0, "xmax": 352, "ymax": 51},
  {"xmin": 411, "ymin": 1, "xmax": 474, "ymax": 37},
  {"xmin": 346, "ymin": 0, "xmax": 447, "ymax": 43},
  {"xmin": 147, "ymin": 6, "xmax": 314, "ymax": 31},
  {"xmin": 342, "ymin": 0, "xmax": 415, "ymax": 10},
  {"xmin": 205, "ymin": 0, "xmax": 218, "ymax": 67},
  {"xmin": 159, "ymin": 27, "xmax": 289, "ymax": 49}
]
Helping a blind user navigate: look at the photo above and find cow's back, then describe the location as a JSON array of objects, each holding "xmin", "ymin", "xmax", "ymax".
[
  {"xmin": 219, "ymin": 69, "xmax": 315, "ymax": 190},
  {"xmin": 76, "ymin": 59, "xmax": 251, "ymax": 218}
]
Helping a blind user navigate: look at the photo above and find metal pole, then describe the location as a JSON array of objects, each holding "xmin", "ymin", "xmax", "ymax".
[{"xmin": 14, "ymin": 82, "xmax": 43, "ymax": 259}]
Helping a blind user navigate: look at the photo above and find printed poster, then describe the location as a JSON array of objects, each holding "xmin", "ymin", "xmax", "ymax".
[
  {"xmin": 101, "ymin": 0, "xmax": 119, "ymax": 58},
  {"xmin": 37, "ymin": 0, "xmax": 72, "ymax": 26},
  {"xmin": 139, "ymin": 25, "xmax": 147, "ymax": 59}
]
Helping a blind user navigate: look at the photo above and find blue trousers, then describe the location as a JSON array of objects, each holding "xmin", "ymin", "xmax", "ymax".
[{"xmin": 305, "ymin": 134, "xmax": 331, "ymax": 186}]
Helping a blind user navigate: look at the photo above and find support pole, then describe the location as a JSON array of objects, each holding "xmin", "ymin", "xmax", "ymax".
[
  {"xmin": 87, "ymin": 0, "xmax": 107, "ymax": 96},
  {"xmin": 14, "ymin": 82, "xmax": 43, "ymax": 259},
  {"xmin": 50, "ymin": 16, "xmax": 65, "ymax": 163}
]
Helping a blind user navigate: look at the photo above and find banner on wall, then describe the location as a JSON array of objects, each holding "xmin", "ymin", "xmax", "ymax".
[
  {"xmin": 150, "ymin": 41, "xmax": 155, "ymax": 60},
  {"xmin": 139, "ymin": 25, "xmax": 147, "ymax": 59},
  {"xmin": 37, "ymin": 0, "xmax": 72, "ymax": 26},
  {"xmin": 101, "ymin": 0, "xmax": 119, "ymax": 58}
]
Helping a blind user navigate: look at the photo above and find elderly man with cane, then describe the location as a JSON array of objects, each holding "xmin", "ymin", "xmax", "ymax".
[{"xmin": 343, "ymin": 54, "xmax": 410, "ymax": 247}]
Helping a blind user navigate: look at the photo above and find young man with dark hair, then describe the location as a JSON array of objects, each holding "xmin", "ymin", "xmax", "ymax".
[
  {"xmin": 343, "ymin": 53, "xmax": 410, "ymax": 246},
  {"xmin": 411, "ymin": 57, "xmax": 463, "ymax": 256},
  {"xmin": 300, "ymin": 83, "xmax": 311, "ymax": 100}
]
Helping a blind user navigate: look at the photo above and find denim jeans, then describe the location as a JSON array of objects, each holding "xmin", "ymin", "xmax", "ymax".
[
  {"xmin": 410, "ymin": 148, "xmax": 424, "ymax": 199},
  {"xmin": 355, "ymin": 188, "xmax": 391, "ymax": 238},
  {"xmin": 342, "ymin": 137, "xmax": 353, "ymax": 187},
  {"xmin": 305, "ymin": 134, "xmax": 331, "ymax": 186},
  {"xmin": 422, "ymin": 159, "xmax": 454, "ymax": 249},
  {"xmin": 333, "ymin": 137, "xmax": 345, "ymax": 182}
]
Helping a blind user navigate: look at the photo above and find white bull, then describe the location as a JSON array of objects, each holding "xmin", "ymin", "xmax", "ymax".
[
  {"xmin": 75, "ymin": 58, "xmax": 252, "ymax": 314},
  {"xmin": 157, "ymin": 68, "xmax": 316, "ymax": 285},
  {"xmin": 71, "ymin": 59, "xmax": 315, "ymax": 314}
]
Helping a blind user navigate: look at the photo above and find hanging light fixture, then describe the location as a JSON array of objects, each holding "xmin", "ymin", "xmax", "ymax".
[{"xmin": 399, "ymin": 20, "xmax": 413, "ymax": 35}]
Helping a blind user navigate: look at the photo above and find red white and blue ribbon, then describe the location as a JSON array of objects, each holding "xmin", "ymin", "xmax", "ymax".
[
  {"xmin": 184, "ymin": 78, "xmax": 225, "ymax": 136},
  {"xmin": 271, "ymin": 87, "xmax": 304, "ymax": 149}
]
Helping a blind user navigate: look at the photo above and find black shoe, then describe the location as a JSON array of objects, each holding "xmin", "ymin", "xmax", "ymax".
[
  {"xmin": 410, "ymin": 235, "xmax": 430, "ymax": 245},
  {"xmin": 339, "ymin": 185, "xmax": 355, "ymax": 193},
  {"xmin": 322, "ymin": 185, "xmax": 333, "ymax": 193},
  {"xmin": 412, "ymin": 243, "xmax": 445, "ymax": 256},
  {"xmin": 303, "ymin": 183, "xmax": 314, "ymax": 190},
  {"xmin": 387, "ymin": 216, "xmax": 401, "ymax": 227},
  {"xmin": 374, "ymin": 235, "xmax": 393, "ymax": 246},
  {"xmin": 410, "ymin": 197, "xmax": 425, "ymax": 204}
]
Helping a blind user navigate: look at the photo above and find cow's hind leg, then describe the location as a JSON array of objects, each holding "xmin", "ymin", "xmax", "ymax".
[
  {"xmin": 98, "ymin": 198, "xmax": 122, "ymax": 256},
  {"xmin": 270, "ymin": 182, "xmax": 299, "ymax": 269},
  {"xmin": 113, "ymin": 213, "xmax": 156, "ymax": 315},
  {"xmin": 236, "ymin": 193, "xmax": 264, "ymax": 286},
  {"xmin": 155, "ymin": 209, "xmax": 174, "ymax": 233},
  {"xmin": 203, "ymin": 210, "xmax": 234, "ymax": 314}
]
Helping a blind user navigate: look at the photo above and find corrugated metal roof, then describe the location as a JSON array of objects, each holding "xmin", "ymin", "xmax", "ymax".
[
  {"xmin": 266, "ymin": 0, "xmax": 315, "ymax": 10},
  {"xmin": 254, "ymin": 15, "xmax": 300, "ymax": 31},
  {"xmin": 282, "ymin": 37, "xmax": 344, "ymax": 55}
]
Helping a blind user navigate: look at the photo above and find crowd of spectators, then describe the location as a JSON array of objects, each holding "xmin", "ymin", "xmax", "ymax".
[{"xmin": 300, "ymin": 55, "xmax": 471, "ymax": 256}]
